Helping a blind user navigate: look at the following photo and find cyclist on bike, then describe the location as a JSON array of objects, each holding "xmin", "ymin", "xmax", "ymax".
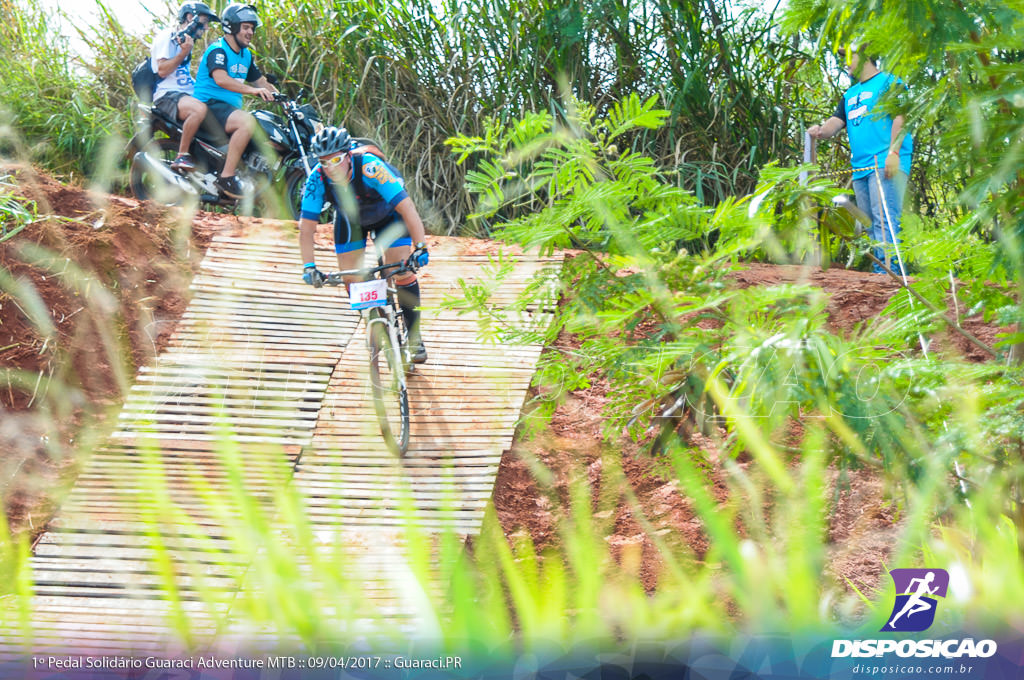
[{"xmin": 298, "ymin": 126, "xmax": 430, "ymax": 363}]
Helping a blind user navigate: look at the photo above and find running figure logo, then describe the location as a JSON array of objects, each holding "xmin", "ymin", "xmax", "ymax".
[{"xmin": 881, "ymin": 568, "xmax": 949, "ymax": 632}]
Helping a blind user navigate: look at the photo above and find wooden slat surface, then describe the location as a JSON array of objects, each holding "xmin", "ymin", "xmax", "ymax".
[{"xmin": 3, "ymin": 229, "xmax": 560, "ymax": 656}]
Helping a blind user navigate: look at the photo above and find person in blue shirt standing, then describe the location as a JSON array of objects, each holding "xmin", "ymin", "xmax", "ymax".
[
  {"xmin": 192, "ymin": 3, "xmax": 278, "ymax": 199},
  {"xmin": 809, "ymin": 45, "xmax": 913, "ymax": 275},
  {"xmin": 298, "ymin": 127, "xmax": 431, "ymax": 364}
]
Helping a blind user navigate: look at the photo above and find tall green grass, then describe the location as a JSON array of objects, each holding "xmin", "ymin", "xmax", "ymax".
[
  {"xmin": 256, "ymin": 0, "xmax": 812, "ymax": 230},
  {"xmin": 0, "ymin": 0, "xmax": 132, "ymax": 181},
  {"xmin": 3, "ymin": 405, "xmax": 1019, "ymax": 654},
  {"xmin": 438, "ymin": 95, "xmax": 1024, "ymax": 642},
  {"xmin": 0, "ymin": 172, "xmax": 37, "ymax": 242},
  {"xmin": 2, "ymin": 0, "xmax": 814, "ymax": 232}
]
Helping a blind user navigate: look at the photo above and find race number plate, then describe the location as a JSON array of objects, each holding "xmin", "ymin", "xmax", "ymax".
[{"xmin": 350, "ymin": 279, "xmax": 388, "ymax": 310}]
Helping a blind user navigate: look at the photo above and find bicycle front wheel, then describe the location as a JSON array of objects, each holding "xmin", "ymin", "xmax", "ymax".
[{"xmin": 368, "ymin": 314, "xmax": 410, "ymax": 456}]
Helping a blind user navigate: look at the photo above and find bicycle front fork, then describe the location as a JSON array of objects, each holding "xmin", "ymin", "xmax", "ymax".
[{"xmin": 365, "ymin": 305, "xmax": 409, "ymax": 363}]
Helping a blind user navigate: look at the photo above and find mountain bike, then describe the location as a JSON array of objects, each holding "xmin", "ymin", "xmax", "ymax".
[{"xmin": 324, "ymin": 257, "xmax": 416, "ymax": 456}]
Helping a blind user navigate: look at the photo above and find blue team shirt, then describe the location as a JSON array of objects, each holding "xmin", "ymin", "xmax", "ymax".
[
  {"xmin": 837, "ymin": 72, "xmax": 913, "ymax": 179},
  {"xmin": 193, "ymin": 38, "xmax": 259, "ymax": 108},
  {"xmin": 300, "ymin": 151, "xmax": 409, "ymax": 226}
]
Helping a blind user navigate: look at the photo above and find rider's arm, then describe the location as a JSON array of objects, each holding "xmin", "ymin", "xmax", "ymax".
[
  {"xmin": 211, "ymin": 68, "xmax": 272, "ymax": 97},
  {"xmin": 299, "ymin": 217, "xmax": 318, "ymax": 267},
  {"xmin": 245, "ymin": 62, "xmax": 279, "ymax": 94},
  {"xmin": 152, "ymin": 31, "xmax": 191, "ymax": 79},
  {"xmin": 155, "ymin": 42, "xmax": 191, "ymax": 78},
  {"xmin": 250, "ymin": 75, "xmax": 278, "ymax": 94},
  {"xmin": 393, "ymin": 197, "xmax": 427, "ymax": 245},
  {"xmin": 298, "ymin": 170, "xmax": 327, "ymax": 268}
]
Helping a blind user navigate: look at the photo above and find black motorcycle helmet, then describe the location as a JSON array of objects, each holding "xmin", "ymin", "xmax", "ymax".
[
  {"xmin": 221, "ymin": 3, "xmax": 261, "ymax": 35},
  {"xmin": 177, "ymin": 2, "xmax": 218, "ymax": 24},
  {"xmin": 310, "ymin": 127, "xmax": 353, "ymax": 158}
]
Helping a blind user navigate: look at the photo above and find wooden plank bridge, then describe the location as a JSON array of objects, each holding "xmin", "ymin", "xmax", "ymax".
[{"xmin": 0, "ymin": 228, "xmax": 560, "ymax": 656}]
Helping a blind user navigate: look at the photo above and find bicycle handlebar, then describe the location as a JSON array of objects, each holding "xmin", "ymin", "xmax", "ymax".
[{"xmin": 322, "ymin": 260, "xmax": 417, "ymax": 287}]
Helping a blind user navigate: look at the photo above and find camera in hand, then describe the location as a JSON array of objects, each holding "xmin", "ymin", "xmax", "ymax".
[{"xmin": 174, "ymin": 17, "xmax": 204, "ymax": 45}]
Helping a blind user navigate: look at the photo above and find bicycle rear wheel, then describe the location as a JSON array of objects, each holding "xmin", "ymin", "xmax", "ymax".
[{"xmin": 368, "ymin": 313, "xmax": 410, "ymax": 455}]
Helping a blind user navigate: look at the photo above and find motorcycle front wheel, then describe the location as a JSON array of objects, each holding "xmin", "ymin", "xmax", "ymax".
[
  {"xmin": 285, "ymin": 167, "xmax": 336, "ymax": 224},
  {"xmin": 284, "ymin": 167, "xmax": 306, "ymax": 221}
]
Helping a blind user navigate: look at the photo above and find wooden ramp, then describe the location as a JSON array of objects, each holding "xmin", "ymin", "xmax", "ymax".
[{"xmin": 1, "ymin": 229, "xmax": 560, "ymax": 655}]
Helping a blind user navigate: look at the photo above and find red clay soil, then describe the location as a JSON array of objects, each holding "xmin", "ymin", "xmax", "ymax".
[
  {"xmin": 0, "ymin": 166, "xmax": 236, "ymax": 535},
  {"xmin": 490, "ymin": 259, "xmax": 1006, "ymax": 598},
  {"xmin": 732, "ymin": 262, "xmax": 1003, "ymax": 363}
]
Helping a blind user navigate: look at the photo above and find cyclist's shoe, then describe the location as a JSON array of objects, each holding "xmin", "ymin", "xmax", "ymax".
[
  {"xmin": 410, "ymin": 335, "xmax": 428, "ymax": 364},
  {"xmin": 170, "ymin": 153, "xmax": 196, "ymax": 173},
  {"xmin": 215, "ymin": 175, "xmax": 244, "ymax": 199}
]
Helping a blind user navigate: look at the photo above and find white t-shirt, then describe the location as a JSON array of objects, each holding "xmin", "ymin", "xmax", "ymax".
[{"xmin": 150, "ymin": 27, "xmax": 195, "ymax": 102}]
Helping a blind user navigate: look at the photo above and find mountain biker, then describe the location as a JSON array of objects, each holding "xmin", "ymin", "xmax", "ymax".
[
  {"xmin": 298, "ymin": 126, "xmax": 430, "ymax": 364},
  {"xmin": 192, "ymin": 3, "xmax": 278, "ymax": 199},
  {"xmin": 150, "ymin": 2, "xmax": 219, "ymax": 173}
]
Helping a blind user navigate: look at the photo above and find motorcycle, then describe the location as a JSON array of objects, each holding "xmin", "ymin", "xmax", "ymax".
[{"xmin": 128, "ymin": 91, "xmax": 323, "ymax": 218}]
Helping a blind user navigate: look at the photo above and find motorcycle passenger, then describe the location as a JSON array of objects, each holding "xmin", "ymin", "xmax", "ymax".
[
  {"xmin": 151, "ymin": 2, "xmax": 219, "ymax": 173},
  {"xmin": 192, "ymin": 3, "xmax": 278, "ymax": 199},
  {"xmin": 298, "ymin": 126, "xmax": 431, "ymax": 364}
]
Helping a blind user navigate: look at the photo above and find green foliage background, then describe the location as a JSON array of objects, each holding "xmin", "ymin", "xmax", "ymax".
[{"xmin": 0, "ymin": 0, "xmax": 816, "ymax": 231}]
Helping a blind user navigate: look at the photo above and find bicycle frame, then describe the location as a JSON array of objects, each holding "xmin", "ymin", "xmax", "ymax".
[
  {"xmin": 325, "ymin": 258, "xmax": 412, "ymax": 359},
  {"xmin": 324, "ymin": 255, "xmax": 417, "ymax": 455}
]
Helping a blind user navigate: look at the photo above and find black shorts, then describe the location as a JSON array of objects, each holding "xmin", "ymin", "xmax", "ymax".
[
  {"xmin": 154, "ymin": 91, "xmax": 191, "ymax": 121},
  {"xmin": 334, "ymin": 211, "xmax": 412, "ymax": 254},
  {"xmin": 204, "ymin": 99, "xmax": 239, "ymax": 130}
]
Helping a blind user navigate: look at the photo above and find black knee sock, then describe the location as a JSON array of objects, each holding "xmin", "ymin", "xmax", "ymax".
[{"xmin": 396, "ymin": 280, "xmax": 421, "ymax": 338}]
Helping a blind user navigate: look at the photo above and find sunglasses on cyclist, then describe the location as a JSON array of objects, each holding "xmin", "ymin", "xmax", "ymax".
[{"xmin": 320, "ymin": 154, "xmax": 348, "ymax": 169}]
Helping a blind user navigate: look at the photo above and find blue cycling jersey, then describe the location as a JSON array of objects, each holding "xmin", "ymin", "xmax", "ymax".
[
  {"xmin": 300, "ymin": 151, "xmax": 412, "ymax": 254},
  {"xmin": 300, "ymin": 152, "xmax": 409, "ymax": 225}
]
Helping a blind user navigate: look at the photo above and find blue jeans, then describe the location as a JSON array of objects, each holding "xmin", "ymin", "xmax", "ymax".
[{"xmin": 852, "ymin": 170, "xmax": 908, "ymax": 275}]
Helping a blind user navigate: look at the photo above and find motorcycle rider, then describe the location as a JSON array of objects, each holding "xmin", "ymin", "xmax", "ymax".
[
  {"xmin": 150, "ymin": 2, "xmax": 219, "ymax": 173},
  {"xmin": 192, "ymin": 3, "xmax": 278, "ymax": 199},
  {"xmin": 298, "ymin": 127, "xmax": 431, "ymax": 364}
]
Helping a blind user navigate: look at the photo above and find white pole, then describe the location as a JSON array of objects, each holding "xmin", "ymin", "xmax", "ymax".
[
  {"xmin": 875, "ymin": 168, "xmax": 909, "ymax": 284},
  {"xmin": 874, "ymin": 168, "xmax": 929, "ymax": 356},
  {"xmin": 799, "ymin": 130, "xmax": 814, "ymax": 185}
]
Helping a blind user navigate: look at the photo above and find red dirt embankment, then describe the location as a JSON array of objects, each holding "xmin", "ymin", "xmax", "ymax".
[
  {"xmin": 491, "ymin": 260, "xmax": 1006, "ymax": 596},
  {"xmin": 0, "ymin": 166, "xmax": 229, "ymax": 532}
]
